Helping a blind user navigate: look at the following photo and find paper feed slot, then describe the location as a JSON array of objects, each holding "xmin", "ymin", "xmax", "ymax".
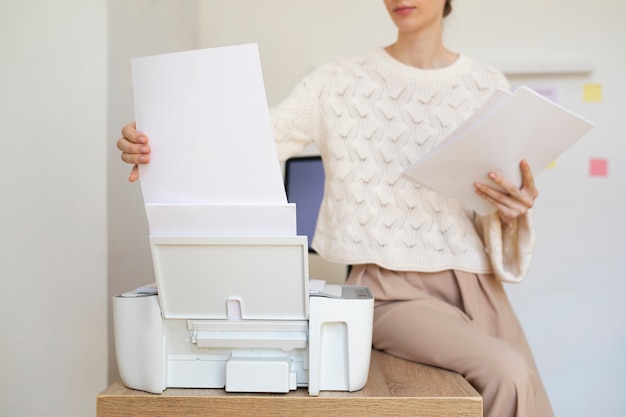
[{"xmin": 145, "ymin": 203, "xmax": 297, "ymax": 236}]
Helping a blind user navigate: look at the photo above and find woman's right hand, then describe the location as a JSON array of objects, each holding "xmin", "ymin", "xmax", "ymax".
[{"xmin": 117, "ymin": 122, "xmax": 151, "ymax": 182}]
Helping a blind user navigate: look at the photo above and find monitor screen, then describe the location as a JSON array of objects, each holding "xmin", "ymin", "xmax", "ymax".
[{"xmin": 284, "ymin": 156, "xmax": 325, "ymax": 252}]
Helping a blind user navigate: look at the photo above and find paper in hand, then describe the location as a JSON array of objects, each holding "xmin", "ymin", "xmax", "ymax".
[
  {"xmin": 131, "ymin": 44, "xmax": 286, "ymax": 206},
  {"xmin": 402, "ymin": 86, "xmax": 594, "ymax": 215}
]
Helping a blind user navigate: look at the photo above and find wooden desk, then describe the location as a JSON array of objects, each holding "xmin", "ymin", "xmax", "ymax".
[{"xmin": 97, "ymin": 349, "xmax": 482, "ymax": 417}]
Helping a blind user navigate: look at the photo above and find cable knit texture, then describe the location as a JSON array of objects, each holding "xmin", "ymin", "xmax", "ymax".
[{"xmin": 270, "ymin": 48, "xmax": 535, "ymax": 283}]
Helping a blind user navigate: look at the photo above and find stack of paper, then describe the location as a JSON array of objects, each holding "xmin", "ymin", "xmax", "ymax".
[
  {"xmin": 132, "ymin": 43, "xmax": 286, "ymax": 205},
  {"xmin": 134, "ymin": 283, "xmax": 158, "ymax": 295},
  {"xmin": 131, "ymin": 44, "xmax": 295, "ymax": 235},
  {"xmin": 308, "ymin": 279, "xmax": 327, "ymax": 294},
  {"xmin": 402, "ymin": 86, "xmax": 594, "ymax": 215}
]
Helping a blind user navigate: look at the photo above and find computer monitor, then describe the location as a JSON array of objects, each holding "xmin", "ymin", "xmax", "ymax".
[{"xmin": 284, "ymin": 156, "xmax": 325, "ymax": 252}]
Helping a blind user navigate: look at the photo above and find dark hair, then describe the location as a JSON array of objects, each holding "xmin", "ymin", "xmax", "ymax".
[{"xmin": 443, "ymin": 0, "xmax": 453, "ymax": 17}]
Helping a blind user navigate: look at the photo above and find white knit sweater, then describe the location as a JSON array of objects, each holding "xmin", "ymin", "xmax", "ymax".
[{"xmin": 270, "ymin": 48, "xmax": 535, "ymax": 283}]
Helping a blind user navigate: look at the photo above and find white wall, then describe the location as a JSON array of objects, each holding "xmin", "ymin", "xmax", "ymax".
[
  {"xmin": 0, "ymin": 1, "xmax": 108, "ymax": 416},
  {"xmin": 107, "ymin": 0, "xmax": 201, "ymax": 383}
]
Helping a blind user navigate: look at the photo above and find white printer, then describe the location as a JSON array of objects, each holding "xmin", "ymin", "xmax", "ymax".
[
  {"xmin": 113, "ymin": 234, "xmax": 374, "ymax": 395},
  {"xmin": 112, "ymin": 44, "xmax": 374, "ymax": 396}
]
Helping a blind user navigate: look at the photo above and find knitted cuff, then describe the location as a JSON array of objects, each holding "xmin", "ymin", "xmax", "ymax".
[{"xmin": 484, "ymin": 210, "xmax": 536, "ymax": 283}]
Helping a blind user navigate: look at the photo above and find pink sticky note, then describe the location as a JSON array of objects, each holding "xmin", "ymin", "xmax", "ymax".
[{"xmin": 589, "ymin": 158, "xmax": 608, "ymax": 177}]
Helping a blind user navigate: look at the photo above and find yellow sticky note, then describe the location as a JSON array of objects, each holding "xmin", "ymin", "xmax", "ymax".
[{"xmin": 583, "ymin": 83, "xmax": 602, "ymax": 102}]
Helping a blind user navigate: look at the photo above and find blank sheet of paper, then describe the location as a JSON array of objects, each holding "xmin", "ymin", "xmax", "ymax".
[{"xmin": 132, "ymin": 44, "xmax": 286, "ymax": 205}]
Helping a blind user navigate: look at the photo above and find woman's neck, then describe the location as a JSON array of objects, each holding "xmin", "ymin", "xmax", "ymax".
[{"xmin": 385, "ymin": 31, "xmax": 458, "ymax": 70}]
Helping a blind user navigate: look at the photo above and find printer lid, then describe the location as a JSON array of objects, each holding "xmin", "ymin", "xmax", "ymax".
[{"xmin": 150, "ymin": 235, "xmax": 309, "ymax": 320}]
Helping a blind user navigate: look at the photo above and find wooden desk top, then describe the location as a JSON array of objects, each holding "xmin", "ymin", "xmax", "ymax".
[{"xmin": 97, "ymin": 349, "xmax": 482, "ymax": 417}]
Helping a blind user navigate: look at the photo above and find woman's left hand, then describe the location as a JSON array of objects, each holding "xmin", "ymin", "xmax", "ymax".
[{"xmin": 474, "ymin": 159, "xmax": 538, "ymax": 224}]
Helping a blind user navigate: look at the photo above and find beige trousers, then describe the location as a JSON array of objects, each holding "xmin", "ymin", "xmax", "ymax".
[{"xmin": 347, "ymin": 264, "xmax": 554, "ymax": 417}]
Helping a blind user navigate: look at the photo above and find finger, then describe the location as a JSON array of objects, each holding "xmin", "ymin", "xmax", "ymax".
[
  {"xmin": 475, "ymin": 186, "xmax": 526, "ymax": 224},
  {"xmin": 117, "ymin": 136, "xmax": 151, "ymax": 156},
  {"xmin": 121, "ymin": 121, "xmax": 148, "ymax": 145},
  {"xmin": 519, "ymin": 159, "xmax": 538, "ymax": 199},
  {"xmin": 475, "ymin": 180, "xmax": 527, "ymax": 213},
  {"xmin": 484, "ymin": 165, "xmax": 536, "ymax": 209},
  {"xmin": 486, "ymin": 171, "xmax": 521, "ymax": 199},
  {"xmin": 128, "ymin": 165, "xmax": 140, "ymax": 183},
  {"xmin": 475, "ymin": 181, "xmax": 517, "ymax": 205},
  {"xmin": 117, "ymin": 121, "xmax": 151, "ymax": 166},
  {"xmin": 120, "ymin": 148, "xmax": 150, "ymax": 165}
]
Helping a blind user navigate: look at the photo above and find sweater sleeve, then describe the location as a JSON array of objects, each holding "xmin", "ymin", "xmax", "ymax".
[
  {"xmin": 269, "ymin": 76, "xmax": 320, "ymax": 162},
  {"xmin": 473, "ymin": 68, "xmax": 534, "ymax": 283},
  {"xmin": 475, "ymin": 210, "xmax": 536, "ymax": 283}
]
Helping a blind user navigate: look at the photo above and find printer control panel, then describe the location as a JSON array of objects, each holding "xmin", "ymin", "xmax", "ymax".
[{"xmin": 342, "ymin": 286, "xmax": 373, "ymax": 300}]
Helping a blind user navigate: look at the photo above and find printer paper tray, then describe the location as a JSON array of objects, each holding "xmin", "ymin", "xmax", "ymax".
[{"xmin": 190, "ymin": 319, "xmax": 308, "ymax": 350}]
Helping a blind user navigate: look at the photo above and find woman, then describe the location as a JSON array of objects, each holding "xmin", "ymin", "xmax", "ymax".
[{"xmin": 118, "ymin": 1, "xmax": 553, "ymax": 415}]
